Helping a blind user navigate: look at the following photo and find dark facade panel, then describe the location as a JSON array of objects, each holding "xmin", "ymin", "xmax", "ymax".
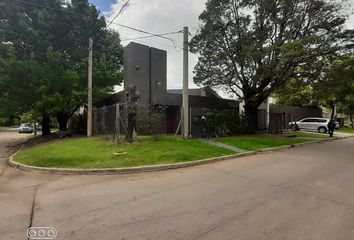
[
  {"xmin": 150, "ymin": 47, "xmax": 167, "ymax": 105},
  {"xmin": 189, "ymin": 95, "xmax": 236, "ymax": 109},
  {"xmin": 124, "ymin": 42, "xmax": 151, "ymax": 104},
  {"xmin": 155, "ymin": 93, "xmax": 236, "ymax": 110}
]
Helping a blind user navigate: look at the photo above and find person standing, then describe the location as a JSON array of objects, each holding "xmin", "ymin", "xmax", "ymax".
[{"xmin": 328, "ymin": 119, "xmax": 336, "ymax": 137}]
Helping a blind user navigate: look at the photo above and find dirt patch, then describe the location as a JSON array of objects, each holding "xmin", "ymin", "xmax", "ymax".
[{"xmin": 23, "ymin": 133, "xmax": 85, "ymax": 149}]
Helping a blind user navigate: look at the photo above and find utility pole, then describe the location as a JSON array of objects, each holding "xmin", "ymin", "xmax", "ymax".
[
  {"xmin": 182, "ymin": 26, "xmax": 189, "ymax": 139},
  {"xmin": 87, "ymin": 38, "xmax": 93, "ymax": 137}
]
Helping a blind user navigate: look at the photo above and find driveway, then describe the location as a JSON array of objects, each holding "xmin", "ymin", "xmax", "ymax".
[
  {"xmin": 0, "ymin": 129, "xmax": 30, "ymax": 173},
  {"xmin": 1, "ymin": 131, "xmax": 354, "ymax": 240}
]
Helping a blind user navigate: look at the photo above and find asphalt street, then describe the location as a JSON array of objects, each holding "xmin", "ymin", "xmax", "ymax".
[{"xmin": 1, "ymin": 129, "xmax": 354, "ymax": 240}]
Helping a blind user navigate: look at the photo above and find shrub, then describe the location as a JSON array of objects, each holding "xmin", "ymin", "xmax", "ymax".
[
  {"xmin": 203, "ymin": 110, "xmax": 246, "ymax": 138},
  {"xmin": 136, "ymin": 105, "xmax": 166, "ymax": 141},
  {"xmin": 68, "ymin": 113, "xmax": 87, "ymax": 134}
]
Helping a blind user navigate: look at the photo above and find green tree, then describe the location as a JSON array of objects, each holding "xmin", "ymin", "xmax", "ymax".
[
  {"xmin": 273, "ymin": 54, "xmax": 354, "ymax": 124},
  {"xmin": 0, "ymin": 0, "xmax": 123, "ymax": 134},
  {"xmin": 313, "ymin": 55, "xmax": 354, "ymax": 121},
  {"xmin": 337, "ymin": 81, "xmax": 354, "ymax": 127},
  {"xmin": 125, "ymin": 85, "xmax": 140, "ymax": 143},
  {"xmin": 274, "ymin": 78, "xmax": 319, "ymax": 108},
  {"xmin": 190, "ymin": 0, "xmax": 347, "ymax": 131},
  {"xmin": 0, "ymin": 57, "xmax": 54, "ymax": 134}
]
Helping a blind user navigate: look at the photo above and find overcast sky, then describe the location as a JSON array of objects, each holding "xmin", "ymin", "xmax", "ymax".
[{"xmin": 90, "ymin": 0, "xmax": 354, "ymax": 92}]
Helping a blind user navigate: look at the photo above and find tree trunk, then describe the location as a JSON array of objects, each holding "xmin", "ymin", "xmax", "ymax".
[
  {"xmin": 244, "ymin": 102, "xmax": 259, "ymax": 134},
  {"xmin": 330, "ymin": 104, "xmax": 336, "ymax": 121},
  {"xmin": 126, "ymin": 112, "xmax": 135, "ymax": 143},
  {"xmin": 57, "ymin": 113, "xmax": 69, "ymax": 131},
  {"xmin": 41, "ymin": 114, "xmax": 51, "ymax": 136}
]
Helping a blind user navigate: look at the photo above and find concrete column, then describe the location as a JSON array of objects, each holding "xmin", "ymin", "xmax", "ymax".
[
  {"xmin": 182, "ymin": 26, "xmax": 189, "ymax": 139},
  {"xmin": 87, "ymin": 38, "xmax": 93, "ymax": 137}
]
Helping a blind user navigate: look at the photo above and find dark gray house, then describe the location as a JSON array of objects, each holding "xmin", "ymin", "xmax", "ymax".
[
  {"xmin": 105, "ymin": 42, "xmax": 237, "ymax": 137},
  {"xmin": 99, "ymin": 42, "xmax": 322, "ymax": 137}
]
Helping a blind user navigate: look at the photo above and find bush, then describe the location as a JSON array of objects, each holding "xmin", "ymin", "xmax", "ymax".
[
  {"xmin": 0, "ymin": 115, "xmax": 19, "ymax": 126},
  {"xmin": 136, "ymin": 105, "xmax": 166, "ymax": 141},
  {"xmin": 68, "ymin": 113, "xmax": 87, "ymax": 134},
  {"xmin": 203, "ymin": 110, "xmax": 246, "ymax": 138}
]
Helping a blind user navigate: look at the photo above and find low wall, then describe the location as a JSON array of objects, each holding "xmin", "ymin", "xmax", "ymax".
[
  {"xmin": 270, "ymin": 104, "xmax": 322, "ymax": 121},
  {"xmin": 258, "ymin": 104, "xmax": 323, "ymax": 130}
]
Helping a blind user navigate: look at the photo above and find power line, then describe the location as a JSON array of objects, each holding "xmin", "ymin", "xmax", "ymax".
[
  {"xmin": 111, "ymin": 23, "xmax": 183, "ymax": 50},
  {"xmin": 13, "ymin": 0, "xmax": 103, "ymax": 45},
  {"xmin": 121, "ymin": 31, "xmax": 182, "ymax": 41},
  {"xmin": 10, "ymin": 0, "xmax": 184, "ymax": 51},
  {"xmin": 105, "ymin": 0, "xmax": 130, "ymax": 29}
]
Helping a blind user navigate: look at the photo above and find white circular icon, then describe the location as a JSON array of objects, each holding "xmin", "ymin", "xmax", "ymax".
[
  {"xmin": 47, "ymin": 229, "xmax": 57, "ymax": 238},
  {"xmin": 28, "ymin": 229, "xmax": 37, "ymax": 237},
  {"xmin": 38, "ymin": 229, "xmax": 46, "ymax": 237}
]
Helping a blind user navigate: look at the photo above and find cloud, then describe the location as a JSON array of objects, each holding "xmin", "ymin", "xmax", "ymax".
[
  {"xmin": 108, "ymin": 0, "xmax": 354, "ymax": 95},
  {"xmin": 107, "ymin": 0, "xmax": 207, "ymax": 90}
]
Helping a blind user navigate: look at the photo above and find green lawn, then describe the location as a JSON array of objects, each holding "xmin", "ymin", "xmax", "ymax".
[
  {"xmin": 14, "ymin": 136, "xmax": 233, "ymax": 169},
  {"xmin": 215, "ymin": 135, "xmax": 314, "ymax": 151},
  {"xmin": 338, "ymin": 127, "xmax": 354, "ymax": 134}
]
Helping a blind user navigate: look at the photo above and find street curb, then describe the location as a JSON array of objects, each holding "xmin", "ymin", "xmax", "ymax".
[
  {"xmin": 255, "ymin": 135, "xmax": 354, "ymax": 153},
  {"xmin": 8, "ymin": 135, "xmax": 354, "ymax": 175},
  {"xmin": 8, "ymin": 150, "xmax": 257, "ymax": 175}
]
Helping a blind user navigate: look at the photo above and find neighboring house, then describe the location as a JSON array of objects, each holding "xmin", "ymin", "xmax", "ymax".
[
  {"xmin": 258, "ymin": 97, "xmax": 323, "ymax": 130},
  {"xmin": 322, "ymin": 106, "xmax": 347, "ymax": 127}
]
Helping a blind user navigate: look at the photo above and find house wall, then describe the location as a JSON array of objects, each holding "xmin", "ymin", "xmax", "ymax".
[
  {"xmin": 120, "ymin": 42, "xmax": 239, "ymax": 138},
  {"xmin": 258, "ymin": 104, "xmax": 323, "ymax": 129},
  {"xmin": 124, "ymin": 43, "xmax": 152, "ymax": 104},
  {"xmin": 150, "ymin": 47, "xmax": 167, "ymax": 105},
  {"xmin": 270, "ymin": 104, "xmax": 322, "ymax": 121},
  {"xmin": 124, "ymin": 42, "xmax": 167, "ymax": 105}
]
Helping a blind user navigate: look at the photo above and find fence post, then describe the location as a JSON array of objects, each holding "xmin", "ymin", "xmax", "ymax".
[{"xmin": 116, "ymin": 104, "xmax": 120, "ymax": 143}]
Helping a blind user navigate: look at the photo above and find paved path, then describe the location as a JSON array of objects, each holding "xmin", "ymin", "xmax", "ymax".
[
  {"xmin": 1, "ymin": 131, "xmax": 354, "ymax": 240},
  {"xmin": 200, "ymin": 138, "xmax": 248, "ymax": 152},
  {"xmin": 0, "ymin": 129, "xmax": 29, "ymax": 175},
  {"xmin": 297, "ymin": 130, "xmax": 353, "ymax": 138},
  {"xmin": 334, "ymin": 131, "xmax": 354, "ymax": 138}
]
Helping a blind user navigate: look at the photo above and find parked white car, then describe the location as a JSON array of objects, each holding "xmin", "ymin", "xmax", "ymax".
[
  {"xmin": 289, "ymin": 118, "xmax": 339, "ymax": 133},
  {"xmin": 18, "ymin": 123, "xmax": 34, "ymax": 133}
]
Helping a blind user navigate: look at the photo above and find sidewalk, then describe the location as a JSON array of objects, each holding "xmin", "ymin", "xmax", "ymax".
[{"xmin": 200, "ymin": 139, "xmax": 248, "ymax": 153}]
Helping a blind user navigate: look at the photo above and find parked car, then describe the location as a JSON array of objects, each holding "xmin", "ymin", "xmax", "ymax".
[
  {"xmin": 288, "ymin": 118, "xmax": 338, "ymax": 133},
  {"xmin": 19, "ymin": 123, "xmax": 34, "ymax": 133}
]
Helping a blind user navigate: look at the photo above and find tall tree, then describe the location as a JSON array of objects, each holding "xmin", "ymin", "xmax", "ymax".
[
  {"xmin": 0, "ymin": 0, "xmax": 123, "ymax": 133},
  {"xmin": 273, "ymin": 53, "xmax": 354, "ymax": 126},
  {"xmin": 313, "ymin": 54, "xmax": 354, "ymax": 121},
  {"xmin": 190, "ymin": 0, "xmax": 347, "ymax": 131},
  {"xmin": 274, "ymin": 78, "xmax": 319, "ymax": 108}
]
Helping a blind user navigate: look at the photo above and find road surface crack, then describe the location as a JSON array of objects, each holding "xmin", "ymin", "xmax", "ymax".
[{"xmin": 28, "ymin": 186, "xmax": 38, "ymax": 230}]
